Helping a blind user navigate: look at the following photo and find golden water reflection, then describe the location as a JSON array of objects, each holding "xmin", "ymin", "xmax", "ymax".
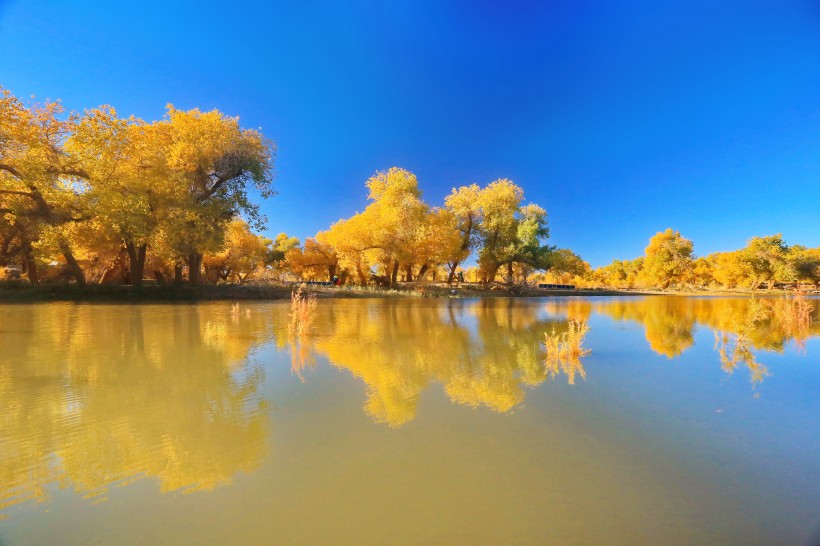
[
  {"xmin": 289, "ymin": 296, "xmax": 818, "ymax": 426},
  {"xmin": 593, "ymin": 296, "xmax": 818, "ymax": 384},
  {"xmin": 0, "ymin": 304, "xmax": 273, "ymax": 514},
  {"xmin": 593, "ymin": 297, "xmax": 818, "ymax": 356},
  {"xmin": 1, "ymin": 296, "xmax": 816, "ymax": 515},
  {"xmin": 279, "ymin": 300, "xmax": 567, "ymax": 426}
]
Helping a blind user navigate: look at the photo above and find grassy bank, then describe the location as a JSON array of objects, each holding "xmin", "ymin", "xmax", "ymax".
[
  {"xmin": 0, "ymin": 283, "xmax": 293, "ymax": 302},
  {"xmin": 0, "ymin": 282, "xmax": 649, "ymax": 303}
]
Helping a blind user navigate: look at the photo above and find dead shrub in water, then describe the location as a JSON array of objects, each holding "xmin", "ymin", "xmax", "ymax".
[
  {"xmin": 288, "ymin": 286, "xmax": 317, "ymax": 340},
  {"xmin": 787, "ymin": 291, "xmax": 815, "ymax": 350},
  {"xmin": 791, "ymin": 290, "xmax": 815, "ymax": 327},
  {"xmin": 288, "ymin": 286, "xmax": 317, "ymax": 381},
  {"xmin": 230, "ymin": 302, "xmax": 252, "ymax": 322},
  {"xmin": 544, "ymin": 320, "xmax": 591, "ymax": 384},
  {"xmin": 289, "ymin": 339, "xmax": 316, "ymax": 382}
]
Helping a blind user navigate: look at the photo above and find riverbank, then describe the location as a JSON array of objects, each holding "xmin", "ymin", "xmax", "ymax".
[
  {"xmin": 0, "ymin": 282, "xmax": 653, "ymax": 302},
  {"xmin": 2, "ymin": 281, "xmax": 813, "ymax": 303}
]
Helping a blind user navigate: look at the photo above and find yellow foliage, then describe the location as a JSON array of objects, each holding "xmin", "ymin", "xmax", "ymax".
[{"xmin": 1, "ymin": 86, "xmax": 275, "ymax": 286}]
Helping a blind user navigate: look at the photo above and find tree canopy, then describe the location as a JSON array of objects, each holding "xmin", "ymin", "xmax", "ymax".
[
  {"xmin": 3, "ymin": 86, "xmax": 818, "ymax": 292},
  {"xmin": 0, "ymin": 87, "xmax": 275, "ymax": 285}
]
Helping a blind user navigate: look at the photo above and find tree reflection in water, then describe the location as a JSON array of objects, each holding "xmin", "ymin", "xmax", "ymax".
[
  {"xmin": 2, "ymin": 296, "xmax": 816, "ymax": 514},
  {"xmin": 594, "ymin": 296, "xmax": 817, "ymax": 384},
  {"xmin": 280, "ymin": 299, "xmax": 582, "ymax": 427},
  {"xmin": 0, "ymin": 303, "xmax": 273, "ymax": 513},
  {"xmin": 285, "ymin": 296, "xmax": 818, "ymax": 427}
]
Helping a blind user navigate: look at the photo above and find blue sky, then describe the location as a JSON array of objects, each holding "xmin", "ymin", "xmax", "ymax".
[{"xmin": 1, "ymin": 0, "xmax": 819, "ymax": 267}]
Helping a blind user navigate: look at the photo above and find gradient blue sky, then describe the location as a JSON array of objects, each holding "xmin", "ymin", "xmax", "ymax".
[{"xmin": 1, "ymin": 0, "xmax": 819, "ymax": 266}]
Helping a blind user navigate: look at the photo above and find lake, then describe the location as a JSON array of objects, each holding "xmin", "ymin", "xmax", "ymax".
[{"xmin": 1, "ymin": 296, "xmax": 819, "ymax": 545}]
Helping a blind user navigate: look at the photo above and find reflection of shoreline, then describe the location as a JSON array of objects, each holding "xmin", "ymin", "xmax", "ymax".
[
  {"xmin": 594, "ymin": 297, "xmax": 817, "ymax": 384},
  {"xmin": 595, "ymin": 297, "xmax": 818, "ymax": 353},
  {"xmin": 286, "ymin": 300, "xmax": 584, "ymax": 427},
  {"xmin": 287, "ymin": 297, "xmax": 817, "ymax": 427},
  {"xmin": 2, "ymin": 297, "xmax": 814, "ymax": 514},
  {"xmin": 0, "ymin": 303, "xmax": 274, "ymax": 514}
]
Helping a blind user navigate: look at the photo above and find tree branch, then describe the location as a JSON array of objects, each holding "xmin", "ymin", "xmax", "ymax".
[
  {"xmin": 198, "ymin": 169, "xmax": 243, "ymax": 202},
  {"xmin": 55, "ymin": 167, "xmax": 91, "ymax": 179},
  {"xmin": 0, "ymin": 163, "xmax": 23, "ymax": 180},
  {"xmin": 0, "ymin": 189, "xmax": 34, "ymax": 197}
]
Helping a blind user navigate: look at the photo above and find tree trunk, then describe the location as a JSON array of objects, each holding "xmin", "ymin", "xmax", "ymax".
[
  {"xmin": 99, "ymin": 265, "xmax": 119, "ymax": 285},
  {"xmin": 390, "ymin": 259, "xmax": 400, "ymax": 288},
  {"xmin": 174, "ymin": 263, "xmax": 184, "ymax": 284},
  {"xmin": 484, "ymin": 264, "xmax": 499, "ymax": 286},
  {"xmin": 506, "ymin": 262, "xmax": 514, "ymax": 285},
  {"xmin": 417, "ymin": 263, "xmax": 429, "ymax": 282},
  {"xmin": 25, "ymin": 252, "xmax": 38, "ymax": 284},
  {"xmin": 187, "ymin": 252, "xmax": 203, "ymax": 284},
  {"xmin": 58, "ymin": 239, "xmax": 86, "ymax": 286},
  {"xmin": 447, "ymin": 261, "xmax": 459, "ymax": 285},
  {"xmin": 125, "ymin": 241, "xmax": 147, "ymax": 286},
  {"xmin": 0, "ymin": 237, "xmax": 10, "ymax": 266}
]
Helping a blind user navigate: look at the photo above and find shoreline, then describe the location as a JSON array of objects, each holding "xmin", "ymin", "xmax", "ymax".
[{"xmin": 0, "ymin": 282, "xmax": 811, "ymax": 303}]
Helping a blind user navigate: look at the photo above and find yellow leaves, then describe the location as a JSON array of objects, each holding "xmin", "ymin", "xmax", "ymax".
[
  {"xmin": 444, "ymin": 183, "xmax": 482, "ymax": 215},
  {"xmin": 300, "ymin": 169, "xmax": 553, "ymax": 286},
  {"xmin": 640, "ymin": 228, "xmax": 695, "ymax": 288},
  {"xmin": 593, "ymin": 230, "xmax": 815, "ymax": 291},
  {"xmin": 164, "ymin": 106, "xmax": 235, "ymax": 173},
  {"xmin": 285, "ymin": 236, "xmax": 336, "ymax": 281},
  {"xmin": 709, "ymin": 250, "xmax": 751, "ymax": 289},
  {"xmin": 365, "ymin": 167, "xmax": 422, "ymax": 202},
  {"xmin": 410, "ymin": 207, "xmax": 463, "ymax": 266},
  {"xmin": 477, "ymin": 178, "xmax": 524, "ymax": 228},
  {"xmin": 0, "ymin": 86, "xmax": 279, "ymax": 285}
]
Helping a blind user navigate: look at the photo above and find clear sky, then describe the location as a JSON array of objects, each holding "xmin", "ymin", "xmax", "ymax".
[{"xmin": 1, "ymin": 0, "xmax": 819, "ymax": 267}]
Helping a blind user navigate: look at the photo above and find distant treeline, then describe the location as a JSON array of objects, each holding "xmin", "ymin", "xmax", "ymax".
[
  {"xmin": 2, "ymin": 87, "xmax": 818, "ymax": 290},
  {"xmin": 576, "ymin": 230, "xmax": 820, "ymax": 291},
  {"xmin": 587, "ymin": 229, "xmax": 820, "ymax": 290}
]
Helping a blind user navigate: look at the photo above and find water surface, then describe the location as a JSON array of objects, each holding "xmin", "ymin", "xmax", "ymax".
[{"xmin": 1, "ymin": 296, "xmax": 819, "ymax": 545}]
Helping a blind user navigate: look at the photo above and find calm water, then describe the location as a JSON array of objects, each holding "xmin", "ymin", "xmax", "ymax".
[{"xmin": 1, "ymin": 296, "xmax": 819, "ymax": 545}]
